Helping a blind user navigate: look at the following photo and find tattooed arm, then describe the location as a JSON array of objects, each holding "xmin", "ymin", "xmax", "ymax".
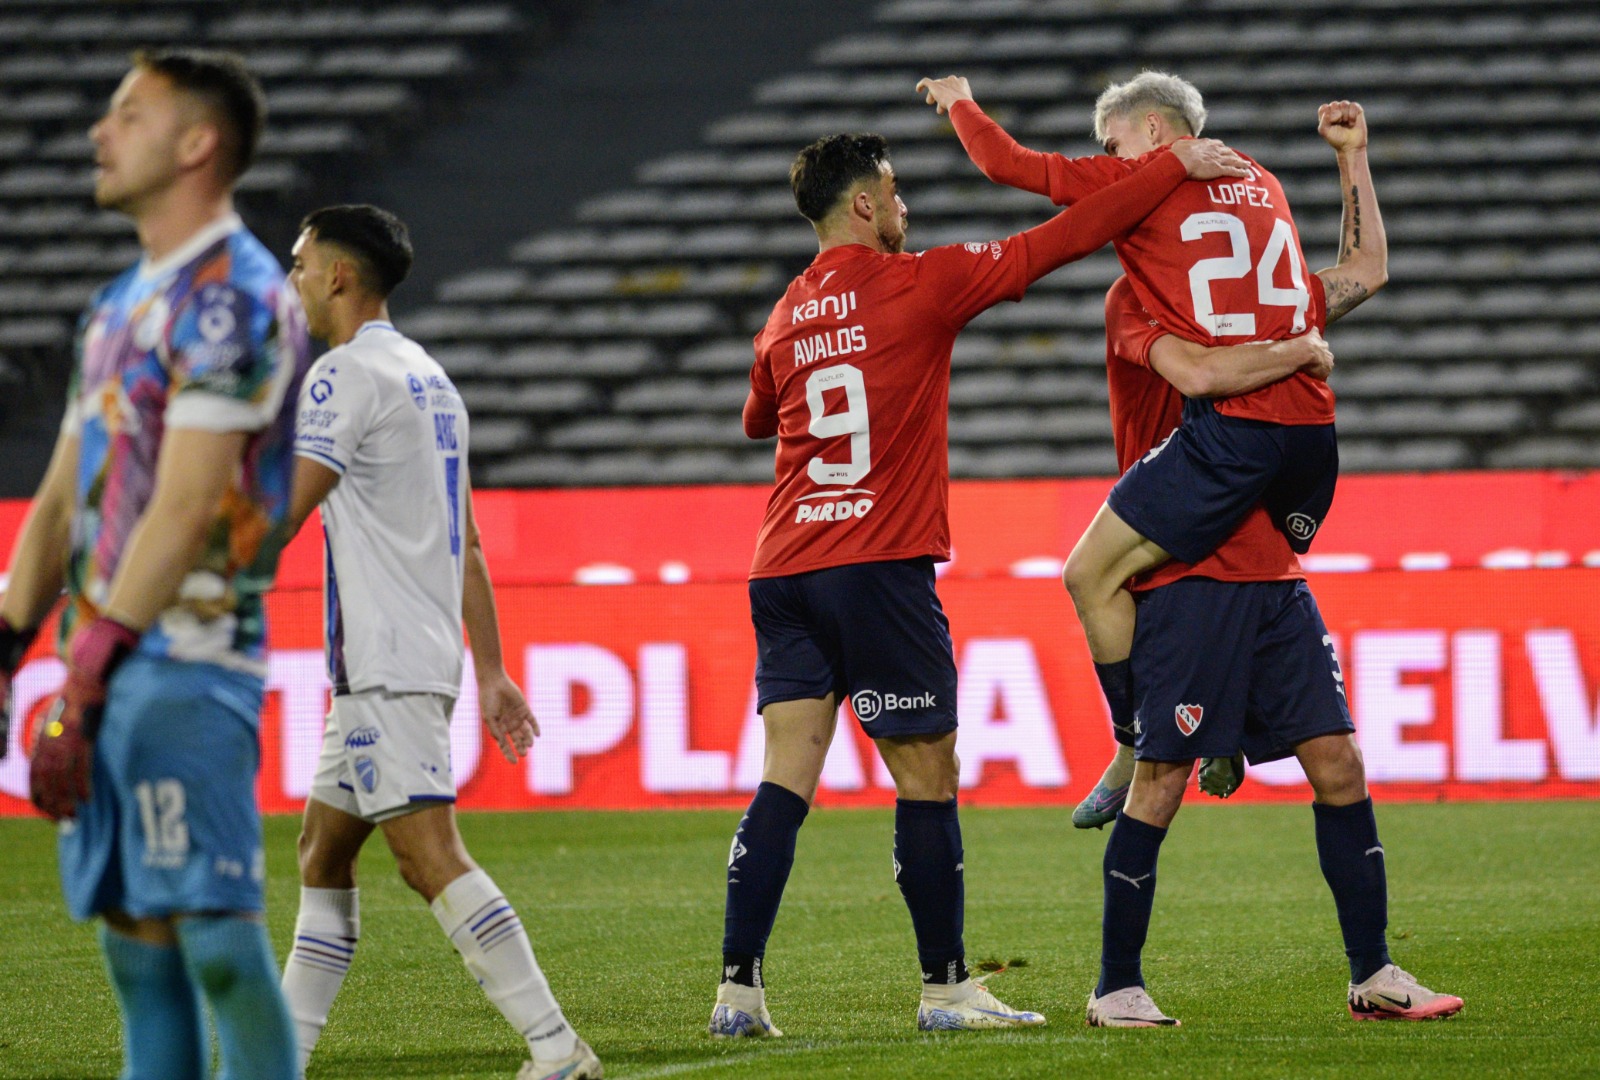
[{"xmin": 1314, "ymin": 101, "xmax": 1387, "ymax": 324}]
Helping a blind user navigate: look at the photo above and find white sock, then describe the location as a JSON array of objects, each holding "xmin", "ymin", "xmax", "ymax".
[
  {"xmin": 431, "ymin": 869, "xmax": 578, "ymax": 1061},
  {"xmin": 281, "ymin": 887, "xmax": 360, "ymax": 1073}
]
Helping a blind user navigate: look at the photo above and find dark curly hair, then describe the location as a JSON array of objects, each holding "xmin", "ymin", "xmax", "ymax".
[{"xmin": 789, "ymin": 132, "xmax": 891, "ymax": 223}]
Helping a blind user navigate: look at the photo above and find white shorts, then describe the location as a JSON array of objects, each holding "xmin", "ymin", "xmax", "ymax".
[{"xmin": 308, "ymin": 689, "xmax": 457, "ymax": 823}]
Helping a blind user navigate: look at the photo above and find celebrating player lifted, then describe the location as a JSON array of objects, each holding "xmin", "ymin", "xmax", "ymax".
[
  {"xmin": 920, "ymin": 71, "xmax": 1382, "ymax": 825},
  {"xmin": 711, "ymin": 128, "xmax": 1253, "ymax": 1037},
  {"xmin": 278, "ymin": 205, "xmax": 600, "ymax": 1080}
]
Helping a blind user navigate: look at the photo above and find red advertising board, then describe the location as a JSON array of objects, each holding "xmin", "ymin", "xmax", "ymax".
[{"xmin": 0, "ymin": 473, "xmax": 1597, "ymax": 815}]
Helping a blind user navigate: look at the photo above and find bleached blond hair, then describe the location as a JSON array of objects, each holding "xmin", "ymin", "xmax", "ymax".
[{"xmin": 1093, "ymin": 71, "xmax": 1207, "ymax": 146}]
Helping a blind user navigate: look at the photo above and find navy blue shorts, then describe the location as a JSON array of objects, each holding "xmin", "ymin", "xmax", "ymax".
[
  {"xmin": 750, "ymin": 557, "xmax": 958, "ymax": 738},
  {"xmin": 1130, "ymin": 578, "xmax": 1354, "ymax": 764},
  {"xmin": 1107, "ymin": 399, "xmax": 1338, "ymax": 564}
]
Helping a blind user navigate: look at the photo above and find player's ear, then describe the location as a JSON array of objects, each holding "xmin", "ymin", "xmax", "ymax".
[
  {"xmin": 851, "ymin": 186, "xmax": 876, "ymax": 222},
  {"xmin": 176, "ymin": 119, "xmax": 221, "ymax": 173}
]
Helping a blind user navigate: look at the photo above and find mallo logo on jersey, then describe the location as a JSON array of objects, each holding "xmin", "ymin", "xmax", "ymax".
[
  {"xmin": 345, "ymin": 726, "xmax": 381, "ymax": 749},
  {"xmin": 1175, "ymin": 703, "xmax": 1204, "ymax": 736},
  {"xmin": 355, "ymin": 755, "xmax": 379, "ymax": 793},
  {"xmin": 407, "ymin": 373, "xmax": 427, "ymax": 409},
  {"xmin": 964, "ymin": 240, "xmax": 1003, "ymax": 260}
]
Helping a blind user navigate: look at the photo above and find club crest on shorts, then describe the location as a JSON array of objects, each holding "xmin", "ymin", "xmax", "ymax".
[
  {"xmin": 355, "ymin": 754, "xmax": 379, "ymax": 793},
  {"xmin": 1175, "ymin": 703, "xmax": 1204, "ymax": 736}
]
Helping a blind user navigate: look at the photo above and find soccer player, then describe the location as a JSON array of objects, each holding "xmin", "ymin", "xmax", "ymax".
[
  {"xmin": 13, "ymin": 49, "xmax": 307, "ymax": 1080},
  {"xmin": 976, "ymin": 98, "xmax": 1456, "ymax": 1027},
  {"xmin": 710, "ymin": 129, "xmax": 1252, "ymax": 1037},
  {"xmin": 276, "ymin": 205, "xmax": 600, "ymax": 1080},
  {"xmin": 919, "ymin": 72, "xmax": 1371, "ymax": 826}
]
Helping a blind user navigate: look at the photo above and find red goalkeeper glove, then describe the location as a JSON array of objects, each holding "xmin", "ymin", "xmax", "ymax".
[{"xmin": 29, "ymin": 617, "xmax": 138, "ymax": 821}]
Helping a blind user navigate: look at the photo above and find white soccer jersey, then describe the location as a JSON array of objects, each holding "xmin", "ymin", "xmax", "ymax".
[{"xmin": 294, "ymin": 320, "xmax": 469, "ymax": 697}]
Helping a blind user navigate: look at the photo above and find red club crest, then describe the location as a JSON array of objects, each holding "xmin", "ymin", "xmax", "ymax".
[{"xmin": 1175, "ymin": 703, "xmax": 1204, "ymax": 736}]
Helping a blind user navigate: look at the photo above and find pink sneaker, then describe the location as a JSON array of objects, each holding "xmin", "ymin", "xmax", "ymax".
[{"xmin": 1348, "ymin": 964, "xmax": 1463, "ymax": 1021}]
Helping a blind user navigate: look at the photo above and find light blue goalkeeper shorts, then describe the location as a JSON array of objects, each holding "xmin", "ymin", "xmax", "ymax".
[{"xmin": 59, "ymin": 654, "xmax": 267, "ymax": 921}]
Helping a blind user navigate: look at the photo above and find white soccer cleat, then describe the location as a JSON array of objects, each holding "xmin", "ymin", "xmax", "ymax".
[
  {"xmin": 1085, "ymin": 985, "xmax": 1181, "ymax": 1028},
  {"xmin": 516, "ymin": 1037, "xmax": 602, "ymax": 1080},
  {"xmin": 916, "ymin": 978, "xmax": 1047, "ymax": 1030},
  {"xmin": 708, "ymin": 981, "xmax": 783, "ymax": 1038},
  {"xmin": 1347, "ymin": 964, "xmax": 1463, "ymax": 1021}
]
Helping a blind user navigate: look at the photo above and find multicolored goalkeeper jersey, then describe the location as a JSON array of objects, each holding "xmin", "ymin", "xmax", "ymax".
[{"xmin": 60, "ymin": 212, "xmax": 311, "ymax": 674}]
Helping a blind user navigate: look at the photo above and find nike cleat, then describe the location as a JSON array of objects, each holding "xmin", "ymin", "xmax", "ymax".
[
  {"xmin": 1085, "ymin": 986, "xmax": 1180, "ymax": 1028},
  {"xmin": 516, "ymin": 1038, "xmax": 602, "ymax": 1080},
  {"xmin": 1197, "ymin": 753, "xmax": 1246, "ymax": 799},
  {"xmin": 709, "ymin": 982, "xmax": 783, "ymax": 1038},
  {"xmin": 1348, "ymin": 964, "xmax": 1463, "ymax": 1021},
  {"xmin": 917, "ymin": 978, "xmax": 1047, "ymax": 1031},
  {"xmin": 1073, "ymin": 746, "xmax": 1135, "ymax": 829}
]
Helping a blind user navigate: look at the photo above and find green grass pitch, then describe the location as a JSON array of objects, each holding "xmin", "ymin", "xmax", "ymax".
[{"xmin": 2, "ymin": 801, "xmax": 1597, "ymax": 1079}]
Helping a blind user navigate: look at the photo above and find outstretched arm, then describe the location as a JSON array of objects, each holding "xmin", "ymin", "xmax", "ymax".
[
  {"xmin": 461, "ymin": 483, "xmax": 537, "ymax": 763},
  {"xmin": 1313, "ymin": 102, "xmax": 1388, "ymax": 324},
  {"xmin": 917, "ymin": 77, "xmax": 1247, "ymax": 204},
  {"xmin": 918, "ymin": 76, "xmax": 1055, "ymax": 196},
  {"xmin": 1017, "ymin": 138, "xmax": 1248, "ymax": 285},
  {"xmin": 1149, "ymin": 329, "xmax": 1334, "ymax": 399}
]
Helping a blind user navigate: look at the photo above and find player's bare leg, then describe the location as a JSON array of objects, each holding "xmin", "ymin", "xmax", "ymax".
[
  {"xmin": 1063, "ymin": 506, "xmax": 1178, "ymax": 827},
  {"xmin": 876, "ymin": 732, "xmax": 1046, "ymax": 1030},
  {"xmin": 1295, "ymin": 735, "xmax": 1461, "ymax": 1021},
  {"xmin": 712, "ymin": 695, "xmax": 835, "ymax": 1038},
  {"xmin": 282, "ymin": 799, "xmax": 376, "ymax": 1070},
  {"xmin": 1088, "ymin": 758, "xmax": 1189, "ymax": 1028}
]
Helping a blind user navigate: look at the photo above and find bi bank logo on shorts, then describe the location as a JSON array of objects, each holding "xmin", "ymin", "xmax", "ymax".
[{"xmin": 852, "ymin": 688, "xmax": 937, "ymax": 723}]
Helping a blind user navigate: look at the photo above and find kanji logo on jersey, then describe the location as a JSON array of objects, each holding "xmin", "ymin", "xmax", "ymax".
[{"xmin": 1175, "ymin": 703, "xmax": 1204, "ymax": 736}]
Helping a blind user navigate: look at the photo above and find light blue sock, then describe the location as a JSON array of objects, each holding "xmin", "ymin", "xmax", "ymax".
[
  {"xmin": 177, "ymin": 916, "xmax": 298, "ymax": 1080},
  {"xmin": 100, "ymin": 925, "xmax": 209, "ymax": 1080}
]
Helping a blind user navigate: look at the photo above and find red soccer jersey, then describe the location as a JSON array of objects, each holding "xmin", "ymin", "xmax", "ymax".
[
  {"xmin": 746, "ymin": 241, "xmax": 1026, "ymax": 579},
  {"xmin": 1103, "ymin": 276, "xmax": 1306, "ymax": 590},
  {"xmin": 746, "ymin": 150, "xmax": 1190, "ymax": 579},
  {"xmin": 950, "ymin": 101, "xmax": 1333, "ymax": 425}
]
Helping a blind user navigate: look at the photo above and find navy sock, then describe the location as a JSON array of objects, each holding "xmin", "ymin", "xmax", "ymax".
[
  {"xmin": 1313, "ymin": 798, "xmax": 1391, "ymax": 984},
  {"xmin": 894, "ymin": 797, "xmax": 968, "ymax": 985},
  {"xmin": 100, "ymin": 927, "xmax": 209, "ymax": 1080},
  {"xmin": 177, "ymin": 916, "xmax": 298, "ymax": 1080},
  {"xmin": 722, "ymin": 781, "xmax": 809, "ymax": 987},
  {"xmin": 1098, "ymin": 811, "xmax": 1167, "ymax": 997},
  {"xmin": 1094, "ymin": 659, "xmax": 1138, "ymax": 748}
]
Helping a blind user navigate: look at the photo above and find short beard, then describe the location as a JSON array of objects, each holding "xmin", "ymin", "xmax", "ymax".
[{"xmin": 874, "ymin": 219, "xmax": 905, "ymax": 254}]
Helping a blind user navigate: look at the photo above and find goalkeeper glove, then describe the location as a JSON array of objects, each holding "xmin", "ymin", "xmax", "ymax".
[{"xmin": 30, "ymin": 617, "xmax": 138, "ymax": 821}]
